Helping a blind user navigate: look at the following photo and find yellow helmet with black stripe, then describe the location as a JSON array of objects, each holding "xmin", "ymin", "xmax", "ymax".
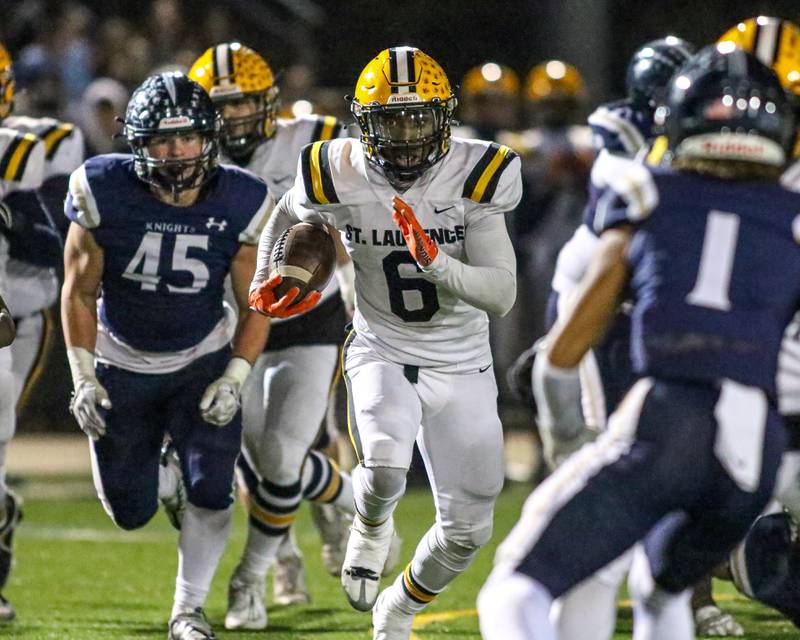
[
  {"xmin": 718, "ymin": 17, "xmax": 800, "ymax": 98},
  {"xmin": 462, "ymin": 63, "xmax": 520, "ymax": 98},
  {"xmin": 351, "ymin": 46, "xmax": 457, "ymax": 187},
  {"xmin": 188, "ymin": 43, "xmax": 279, "ymax": 160},
  {"xmin": 0, "ymin": 42, "xmax": 14, "ymax": 121},
  {"xmin": 524, "ymin": 60, "xmax": 585, "ymax": 127},
  {"xmin": 525, "ymin": 60, "xmax": 584, "ymax": 102}
]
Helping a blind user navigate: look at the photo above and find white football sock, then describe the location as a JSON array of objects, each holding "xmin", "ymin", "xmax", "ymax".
[
  {"xmin": 237, "ymin": 524, "xmax": 283, "ymax": 583},
  {"xmin": 629, "ymin": 547, "xmax": 693, "ymax": 640},
  {"xmin": 554, "ymin": 575, "xmax": 620, "ymax": 640},
  {"xmin": 477, "ymin": 569, "xmax": 555, "ymax": 640},
  {"xmin": 276, "ymin": 529, "xmax": 302, "ymax": 561},
  {"xmin": 172, "ymin": 503, "xmax": 232, "ymax": 617},
  {"xmin": 157, "ymin": 459, "xmax": 179, "ymax": 500},
  {"xmin": 331, "ymin": 470, "xmax": 354, "ymax": 514},
  {"xmin": 632, "ymin": 588, "xmax": 693, "ymax": 640},
  {"xmin": 388, "ymin": 524, "xmax": 477, "ymax": 614}
]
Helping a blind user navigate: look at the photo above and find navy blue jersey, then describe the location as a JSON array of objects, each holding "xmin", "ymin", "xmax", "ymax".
[
  {"xmin": 598, "ymin": 165, "xmax": 800, "ymax": 393},
  {"xmin": 65, "ymin": 154, "xmax": 270, "ymax": 352},
  {"xmin": 587, "ymin": 99, "xmax": 654, "ymax": 157}
]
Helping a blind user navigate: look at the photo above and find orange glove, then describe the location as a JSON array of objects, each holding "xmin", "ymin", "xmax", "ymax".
[
  {"xmin": 248, "ymin": 274, "xmax": 322, "ymax": 318},
  {"xmin": 391, "ymin": 196, "xmax": 439, "ymax": 267}
]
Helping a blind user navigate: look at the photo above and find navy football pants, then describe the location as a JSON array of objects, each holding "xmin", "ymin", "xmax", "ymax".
[
  {"xmin": 514, "ymin": 378, "xmax": 786, "ymax": 597},
  {"xmin": 91, "ymin": 347, "xmax": 241, "ymax": 530}
]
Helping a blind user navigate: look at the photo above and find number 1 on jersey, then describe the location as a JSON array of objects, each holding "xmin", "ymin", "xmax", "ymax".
[{"xmin": 686, "ymin": 210, "xmax": 740, "ymax": 311}]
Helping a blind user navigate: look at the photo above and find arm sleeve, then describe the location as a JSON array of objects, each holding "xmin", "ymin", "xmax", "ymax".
[{"xmin": 421, "ymin": 211, "xmax": 517, "ymax": 316}]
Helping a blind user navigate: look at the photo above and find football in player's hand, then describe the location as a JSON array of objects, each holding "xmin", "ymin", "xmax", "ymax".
[{"xmin": 269, "ymin": 222, "xmax": 337, "ymax": 302}]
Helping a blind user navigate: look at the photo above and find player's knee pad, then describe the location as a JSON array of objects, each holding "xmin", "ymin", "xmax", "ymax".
[
  {"xmin": 730, "ymin": 512, "xmax": 793, "ymax": 601},
  {"xmin": 102, "ymin": 492, "xmax": 158, "ymax": 531},
  {"xmin": 353, "ymin": 464, "xmax": 406, "ymax": 520},
  {"xmin": 186, "ymin": 476, "xmax": 235, "ymax": 511},
  {"xmin": 442, "ymin": 513, "xmax": 494, "ymax": 550},
  {"xmin": 260, "ymin": 438, "xmax": 306, "ymax": 487},
  {"xmin": 428, "ymin": 524, "xmax": 481, "ymax": 573}
]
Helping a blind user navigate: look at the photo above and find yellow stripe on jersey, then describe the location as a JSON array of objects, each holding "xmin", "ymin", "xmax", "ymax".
[
  {"xmin": 462, "ymin": 143, "xmax": 518, "ymax": 204},
  {"xmin": 319, "ymin": 115, "xmax": 338, "ymax": 141},
  {"xmin": 471, "ymin": 145, "xmax": 511, "ymax": 202},
  {"xmin": 646, "ymin": 135, "xmax": 668, "ymax": 166},
  {"xmin": 42, "ymin": 124, "xmax": 74, "ymax": 160},
  {"xmin": 301, "ymin": 140, "xmax": 339, "ymax": 204},
  {"xmin": 309, "ymin": 140, "xmax": 331, "ymax": 204},
  {"xmin": 3, "ymin": 133, "xmax": 37, "ymax": 181}
]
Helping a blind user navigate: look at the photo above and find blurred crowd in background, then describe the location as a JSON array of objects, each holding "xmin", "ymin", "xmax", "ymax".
[{"xmin": 2, "ymin": 0, "xmax": 797, "ymax": 438}]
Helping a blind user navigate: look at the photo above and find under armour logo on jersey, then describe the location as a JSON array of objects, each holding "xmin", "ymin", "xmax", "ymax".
[{"xmin": 206, "ymin": 217, "xmax": 228, "ymax": 231}]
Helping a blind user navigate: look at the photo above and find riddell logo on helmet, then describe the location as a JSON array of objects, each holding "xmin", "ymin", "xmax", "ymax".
[
  {"xmin": 158, "ymin": 116, "xmax": 192, "ymax": 130},
  {"xmin": 678, "ymin": 134, "xmax": 785, "ymax": 166},
  {"xmin": 209, "ymin": 85, "xmax": 243, "ymax": 98},
  {"xmin": 387, "ymin": 93, "xmax": 422, "ymax": 104},
  {"xmin": 702, "ymin": 140, "xmax": 764, "ymax": 156}
]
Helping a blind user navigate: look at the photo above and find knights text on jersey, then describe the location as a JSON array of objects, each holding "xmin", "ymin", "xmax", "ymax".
[
  {"xmin": 65, "ymin": 154, "xmax": 271, "ymax": 352},
  {"xmin": 598, "ymin": 164, "xmax": 800, "ymax": 392},
  {"xmin": 232, "ymin": 114, "xmax": 345, "ymax": 201},
  {"xmin": 281, "ymin": 136, "xmax": 522, "ymax": 370},
  {"xmin": 4, "ymin": 115, "xmax": 84, "ymax": 179}
]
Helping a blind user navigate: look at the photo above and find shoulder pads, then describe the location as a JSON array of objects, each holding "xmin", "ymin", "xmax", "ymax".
[{"xmin": 462, "ymin": 142, "xmax": 518, "ymax": 204}]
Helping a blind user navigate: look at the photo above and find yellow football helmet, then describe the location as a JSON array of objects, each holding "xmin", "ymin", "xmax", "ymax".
[
  {"xmin": 525, "ymin": 60, "xmax": 584, "ymax": 102},
  {"xmin": 462, "ymin": 63, "xmax": 520, "ymax": 98},
  {"xmin": 188, "ymin": 43, "xmax": 279, "ymax": 159},
  {"xmin": 0, "ymin": 42, "xmax": 14, "ymax": 121},
  {"xmin": 351, "ymin": 46, "xmax": 457, "ymax": 186},
  {"xmin": 718, "ymin": 17, "xmax": 800, "ymax": 98}
]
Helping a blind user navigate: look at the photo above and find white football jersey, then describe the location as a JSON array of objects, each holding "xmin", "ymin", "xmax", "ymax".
[
  {"xmin": 0, "ymin": 127, "xmax": 49, "ymax": 312},
  {"xmin": 4, "ymin": 115, "xmax": 84, "ymax": 179},
  {"xmin": 2, "ymin": 116, "xmax": 82, "ymax": 317},
  {"xmin": 227, "ymin": 114, "xmax": 345, "ymax": 201},
  {"xmin": 279, "ymin": 136, "xmax": 522, "ymax": 370}
]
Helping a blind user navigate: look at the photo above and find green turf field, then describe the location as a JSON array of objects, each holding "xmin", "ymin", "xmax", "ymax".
[{"xmin": 3, "ymin": 479, "xmax": 797, "ymax": 639}]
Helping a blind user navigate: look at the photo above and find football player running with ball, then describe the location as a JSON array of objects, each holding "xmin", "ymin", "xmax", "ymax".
[
  {"xmin": 188, "ymin": 44, "xmax": 375, "ymax": 629},
  {"xmin": 250, "ymin": 46, "xmax": 521, "ymax": 640},
  {"xmin": 479, "ymin": 45, "xmax": 800, "ymax": 640},
  {"xmin": 61, "ymin": 72, "xmax": 271, "ymax": 640}
]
